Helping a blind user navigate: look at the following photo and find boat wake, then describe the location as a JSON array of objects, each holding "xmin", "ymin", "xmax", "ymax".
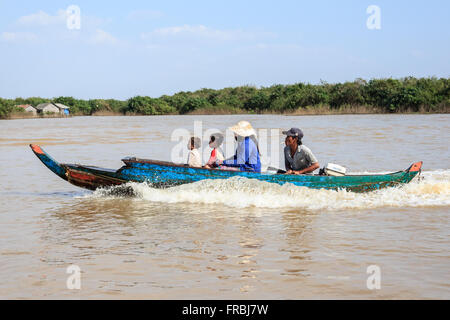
[{"xmin": 86, "ymin": 170, "xmax": 450, "ymax": 210}]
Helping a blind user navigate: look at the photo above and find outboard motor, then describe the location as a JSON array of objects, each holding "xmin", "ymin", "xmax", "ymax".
[{"xmin": 320, "ymin": 163, "xmax": 347, "ymax": 176}]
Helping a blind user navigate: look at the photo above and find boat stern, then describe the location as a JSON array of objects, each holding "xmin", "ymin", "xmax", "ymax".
[{"xmin": 407, "ymin": 161, "xmax": 423, "ymax": 173}]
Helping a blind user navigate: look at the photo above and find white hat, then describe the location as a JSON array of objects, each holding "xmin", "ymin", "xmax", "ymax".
[{"xmin": 229, "ymin": 121, "xmax": 257, "ymax": 137}]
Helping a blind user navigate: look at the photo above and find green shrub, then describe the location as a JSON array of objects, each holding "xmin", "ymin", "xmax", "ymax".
[
  {"xmin": 0, "ymin": 98, "xmax": 15, "ymax": 118},
  {"xmin": 127, "ymin": 96, "xmax": 176, "ymax": 115},
  {"xmin": 179, "ymin": 97, "xmax": 211, "ymax": 114}
]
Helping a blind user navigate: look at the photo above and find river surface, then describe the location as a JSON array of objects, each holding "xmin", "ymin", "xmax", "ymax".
[{"xmin": 0, "ymin": 114, "xmax": 449, "ymax": 299}]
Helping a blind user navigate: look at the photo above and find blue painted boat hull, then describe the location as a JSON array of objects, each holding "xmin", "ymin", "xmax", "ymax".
[{"xmin": 30, "ymin": 144, "xmax": 422, "ymax": 193}]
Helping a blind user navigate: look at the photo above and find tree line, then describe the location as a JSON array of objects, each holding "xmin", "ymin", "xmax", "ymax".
[{"xmin": 1, "ymin": 77, "xmax": 448, "ymax": 119}]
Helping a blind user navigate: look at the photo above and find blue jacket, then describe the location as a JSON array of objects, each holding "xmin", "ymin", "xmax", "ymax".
[{"xmin": 223, "ymin": 137, "xmax": 261, "ymax": 173}]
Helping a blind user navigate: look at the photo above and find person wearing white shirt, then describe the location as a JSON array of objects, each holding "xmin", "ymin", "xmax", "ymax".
[{"xmin": 187, "ymin": 136, "xmax": 202, "ymax": 168}]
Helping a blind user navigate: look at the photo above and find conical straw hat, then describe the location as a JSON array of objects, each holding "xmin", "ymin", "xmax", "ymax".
[{"xmin": 229, "ymin": 121, "xmax": 257, "ymax": 137}]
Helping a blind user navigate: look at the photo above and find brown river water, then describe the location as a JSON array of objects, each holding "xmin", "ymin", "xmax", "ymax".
[{"xmin": 0, "ymin": 114, "xmax": 449, "ymax": 299}]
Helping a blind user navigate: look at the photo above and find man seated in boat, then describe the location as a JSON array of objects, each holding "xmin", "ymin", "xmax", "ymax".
[
  {"xmin": 283, "ymin": 127, "xmax": 319, "ymax": 175},
  {"xmin": 216, "ymin": 121, "xmax": 262, "ymax": 173}
]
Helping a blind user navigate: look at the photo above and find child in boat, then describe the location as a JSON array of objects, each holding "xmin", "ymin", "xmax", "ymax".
[
  {"xmin": 205, "ymin": 133, "xmax": 225, "ymax": 168},
  {"xmin": 187, "ymin": 136, "xmax": 202, "ymax": 168}
]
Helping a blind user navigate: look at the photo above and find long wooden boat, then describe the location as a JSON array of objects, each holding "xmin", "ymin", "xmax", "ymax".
[{"xmin": 30, "ymin": 144, "xmax": 422, "ymax": 193}]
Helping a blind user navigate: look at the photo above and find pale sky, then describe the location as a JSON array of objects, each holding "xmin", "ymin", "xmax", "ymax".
[{"xmin": 0, "ymin": 0, "xmax": 449, "ymax": 99}]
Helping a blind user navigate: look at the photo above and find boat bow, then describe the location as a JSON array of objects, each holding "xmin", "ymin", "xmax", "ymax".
[{"xmin": 30, "ymin": 144, "xmax": 68, "ymax": 181}]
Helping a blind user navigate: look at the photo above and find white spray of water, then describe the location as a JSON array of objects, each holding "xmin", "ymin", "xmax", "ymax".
[{"xmin": 88, "ymin": 170, "xmax": 450, "ymax": 210}]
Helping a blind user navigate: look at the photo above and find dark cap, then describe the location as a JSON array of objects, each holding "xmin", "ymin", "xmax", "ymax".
[{"xmin": 282, "ymin": 128, "xmax": 304, "ymax": 139}]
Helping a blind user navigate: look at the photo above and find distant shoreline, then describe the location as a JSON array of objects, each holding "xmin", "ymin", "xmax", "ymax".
[
  {"xmin": 3, "ymin": 107, "xmax": 449, "ymax": 120},
  {"xmin": 1, "ymin": 77, "xmax": 449, "ymax": 119}
]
